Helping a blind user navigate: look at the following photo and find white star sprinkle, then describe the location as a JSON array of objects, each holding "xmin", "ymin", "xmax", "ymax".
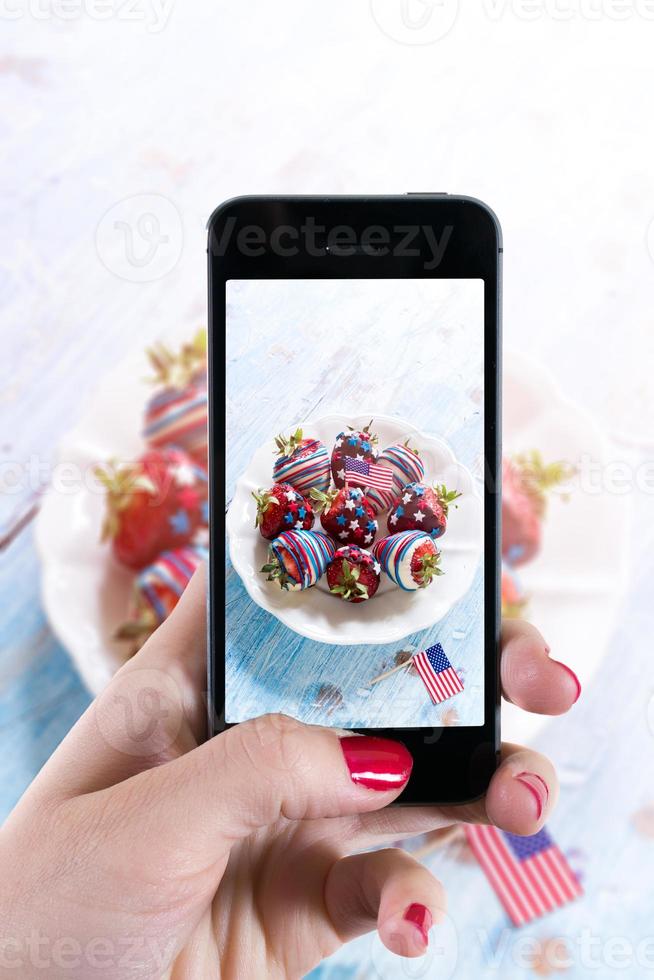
[
  {"xmin": 355, "ymin": 453, "xmax": 365, "ymax": 461},
  {"xmin": 349, "ymin": 520, "xmax": 359, "ymax": 530},
  {"xmin": 339, "ymin": 531, "xmax": 349, "ymax": 540},
  {"xmin": 389, "ymin": 514, "xmax": 397, "ymax": 525},
  {"xmin": 345, "ymin": 499, "xmax": 355, "ymax": 510},
  {"xmin": 285, "ymin": 489, "xmax": 298, "ymax": 501},
  {"xmin": 402, "ymin": 492, "xmax": 412, "ymax": 504},
  {"xmin": 414, "ymin": 511, "xmax": 425, "ymax": 522},
  {"xmin": 172, "ymin": 463, "xmax": 196, "ymax": 487},
  {"xmin": 337, "ymin": 469, "xmax": 345, "ymax": 480},
  {"xmin": 364, "ymin": 534, "xmax": 373, "ymax": 544},
  {"xmin": 373, "ymin": 561, "xmax": 381, "ymax": 574}
]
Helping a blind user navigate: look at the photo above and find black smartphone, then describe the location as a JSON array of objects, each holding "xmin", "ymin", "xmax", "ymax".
[{"xmin": 208, "ymin": 194, "xmax": 501, "ymax": 805}]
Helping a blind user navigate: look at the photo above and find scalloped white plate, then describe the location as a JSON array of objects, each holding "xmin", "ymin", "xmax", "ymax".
[{"xmin": 226, "ymin": 413, "xmax": 482, "ymax": 646}]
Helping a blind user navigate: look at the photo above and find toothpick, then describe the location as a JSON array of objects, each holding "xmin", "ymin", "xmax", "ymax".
[{"xmin": 369, "ymin": 658, "xmax": 413, "ymax": 686}]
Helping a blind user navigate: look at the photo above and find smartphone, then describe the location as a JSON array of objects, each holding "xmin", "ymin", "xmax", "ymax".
[{"xmin": 208, "ymin": 195, "xmax": 501, "ymax": 805}]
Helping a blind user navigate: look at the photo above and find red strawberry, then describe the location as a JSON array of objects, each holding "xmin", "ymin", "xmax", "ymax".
[
  {"xmin": 501, "ymin": 564, "xmax": 527, "ymax": 619},
  {"xmin": 387, "ymin": 482, "xmax": 461, "ymax": 538},
  {"xmin": 310, "ymin": 485, "xmax": 378, "ymax": 547},
  {"xmin": 331, "ymin": 420, "xmax": 379, "ymax": 488},
  {"xmin": 143, "ymin": 330, "xmax": 208, "ymax": 464},
  {"xmin": 409, "ymin": 537, "xmax": 443, "ymax": 587},
  {"xmin": 373, "ymin": 531, "xmax": 443, "ymax": 589},
  {"xmin": 95, "ymin": 447, "xmax": 208, "ymax": 570},
  {"xmin": 502, "ymin": 452, "xmax": 573, "ymax": 566},
  {"xmin": 252, "ymin": 483, "xmax": 314, "ymax": 540},
  {"xmin": 272, "ymin": 428, "xmax": 331, "ymax": 495},
  {"xmin": 326, "ymin": 545, "xmax": 381, "ymax": 603},
  {"xmin": 115, "ymin": 545, "xmax": 208, "ymax": 648}
]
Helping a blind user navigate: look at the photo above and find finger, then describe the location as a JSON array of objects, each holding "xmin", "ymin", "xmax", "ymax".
[
  {"xmin": 325, "ymin": 848, "xmax": 445, "ymax": 958},
  {"xmin": 501, "ymin": 619, "xmax": 581, "ymax": 714},
  {"xmin": 22, "ymin": 568, "xmax": 209, "ymax": 802},
  {"xmin": 342, "ymin": 741, "xmax": 558, "ymax": 847},
  {"xmin": 103, "ymin": 717, "xmax": 414, "ymax": 872}
]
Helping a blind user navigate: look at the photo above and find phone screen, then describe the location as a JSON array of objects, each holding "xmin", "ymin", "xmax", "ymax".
[{"xmin": 225, "ymin": 277, "xmax": 485, "ymax": 729}]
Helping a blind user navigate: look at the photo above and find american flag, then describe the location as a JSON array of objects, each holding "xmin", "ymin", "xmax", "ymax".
[
  {"xmin": 344, "ymin": 457, "xmax": 394, "ymax": 492},
  {"xmin": 465, "ymin": 824, "xmax": 583, "ymax": 926},
  {"xmin": 412, "ymin": 643, "xmax": 464, "ymax": 704}
]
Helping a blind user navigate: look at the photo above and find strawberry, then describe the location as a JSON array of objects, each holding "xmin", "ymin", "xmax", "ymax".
[
  {"xmin": 326, "ymin": 546, "xmax": 381, "ymax": 603},
  {"xmin": 143, "ymin": 329, "xmax": 208, "ymax": 464},
  {"xmin": 261, "ymin": 529, "xmax": 335, "ymax": 591},
  {"xmin": 115, "ymin": 545, "xmax": 208, "ymax": 649},
  {"xmin": 252, "ymin": 483, "xmax": 314, "ymax": 540},
  {"xmin": 331, "ymin": 421, "xmax": 379, "ymax": 488},
  {"xmin": 501, "ymin": 564, "xmax": 527, "ymax": 619},
  {"xmin": 95, "ymin": 447, "xmax": 208, "ymax": 570},
  {"xmin": 502, "ymin": 452, "xmax": 573, "ymax": 566},
  {"xmin": 366, "ymin": 439, "xmax": 425, "ymax": 513},
  {"xmin": 272, "ymin": 428, "xmax": 331, "ymax": 495},
  {"xmin": 373, "ymin": 530, "xmax": 443, "ymax": 590},
  {"xmin": 310, "ymin": 486, "xmax": 378, "ymax": 547},
  {"xmin": 387, "ymin": 482, "xmax": 461, "ymax": 538}
]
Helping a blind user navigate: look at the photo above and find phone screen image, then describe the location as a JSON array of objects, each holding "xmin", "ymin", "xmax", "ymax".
[{"xmin": 225, "ymin": 278, "xmax": 485, "ymax": 729}]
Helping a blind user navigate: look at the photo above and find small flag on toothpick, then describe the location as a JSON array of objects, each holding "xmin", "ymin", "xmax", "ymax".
[
  {"xmin": 369, "ymin": 642, "xmax": 464, "ymax": 706},
  {"xmin": 464, "ymin": 824, "xmax": 583, "ymax": 926},
  {"xmin": 412, "ymin": 643, "xmax": 464, "ymax": 704},
  {"xmin": 345, "ymin": 457, "xmax": 394, "ymax": 492}
]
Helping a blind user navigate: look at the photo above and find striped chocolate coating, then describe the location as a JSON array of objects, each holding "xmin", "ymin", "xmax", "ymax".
[
  {"xmin": 143, "ymin": 386, "xmax": 208, "ymax": 459},
  {"xmin": 270, "ymin": 529, "xmax": 336, "ymax": 590},
  {"xmin": 367, "ymin": 444, "xmax": 425, "ymax": 513},
  {"xmin": 134, "ymin": 545, "xmax": 208, "ymax": 621},
  {"xmin": 273, "ymin": 439, "xmax": 331, "ymax": 495},
  {"xmin": 372, "ymin": 530, "xmax": 435, "ymax": 591}
]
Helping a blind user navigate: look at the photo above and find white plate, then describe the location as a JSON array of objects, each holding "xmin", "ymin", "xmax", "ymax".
[
  {"xmin": 35, "ymin": 343, "xmax": 630, "ymax": 749},
  {"xmin": 226, "ymin": 413, "xmax": 482, "ymax": 646}
]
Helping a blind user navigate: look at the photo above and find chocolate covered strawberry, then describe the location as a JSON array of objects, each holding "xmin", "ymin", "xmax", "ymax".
[
  {"xmin": 143, "ymin": 330, "xmax": 208, "ymax": 465},
  {"xmin": 115, "ymin": 545, "xmax": 208, "ymax": 647},
  {"xmin": 272, "ymin": 428, "xmax": 331, "ymax": 495},
  {"xmin": 501, "ymin": 564, "xmax": 527, "ymax": 619},
  {"xmin": 387, "ymin": 482, "xmax": 461, "ymax": 538},
  {"xmin": 95, "ymin": 447, "xmax": 208, "ymax": 570},
  {"xmin": 310, "ymin": 486, "xmax": 378, "ymax": 547},
  {"xmin": 502, "ymin": 451, "xmax": 573, "ymax": 566},
  {"xmin": 326, "ymin": 545, "xmax": 381, "ymax": 603},
  {"xmin": 252, "ymin": 483, "xmax": 314, "ymax": 540},
  {"xmin": 373, "ymin": 530, "xmax": 443, "ymax": 590},
  {"xmin": 261, "ymin": 529, "xmax": 335, "ymax": 591},
  {"xmin": 367, "ymin": 439, "xmax": 425, "ymax": 513},
  {"xmin": 331, "ymin": 421, "xmax": 379, "ymax": 489}
]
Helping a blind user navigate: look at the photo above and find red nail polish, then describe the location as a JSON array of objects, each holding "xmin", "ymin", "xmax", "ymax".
[
  {"xmin": 404, "ymin": 903, "xmax": 432, "ymax": 946},
  {"xmin": 515, "ymin": 771, "xmax": 549, "ymax": 820},
  {"xmin": 339, "ymin": 735, "xmax": 413, "ymax": 791},
  {"xmin": 553, "ymin": 660, "xmax": 581, "ymax": 703}
]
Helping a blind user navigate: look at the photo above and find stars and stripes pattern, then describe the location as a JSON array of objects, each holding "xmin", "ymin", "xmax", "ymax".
[
  {"xmin": 345, "ymin": 457, "xmax": 394, "ymax": 491},
  {"xmin": 464, "ymin": 824, "xmax": 583, "ymax": 926},
  {"xmin": 412, "ymin": 643, "xmax": 464, "ymax": 704}
]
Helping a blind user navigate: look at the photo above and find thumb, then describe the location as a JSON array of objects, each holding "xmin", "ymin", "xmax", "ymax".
[{"xmin": 108, "ymin": 714, "xmax": 412, "ymax": 862}]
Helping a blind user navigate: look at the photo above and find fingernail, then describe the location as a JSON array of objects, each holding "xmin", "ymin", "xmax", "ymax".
[
  {"xmin": 553, "ymin": 660, "xmax": 581, "ymax": 703},
  {"xmin": 339, "ymin": 735, "xmax": 413, "ymax": 791},
  {"xmin": 404, "ymin": 903, "xmax": 432, "ymax": 946},
  {"xmin": 515, "ymin": 771, "xmax": 549, "ymax": 820}
]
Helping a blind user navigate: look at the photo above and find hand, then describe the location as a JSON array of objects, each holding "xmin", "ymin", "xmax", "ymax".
[{"xmin": 0, "ymin": 567, "xmax": 580, "ymax": 979}]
